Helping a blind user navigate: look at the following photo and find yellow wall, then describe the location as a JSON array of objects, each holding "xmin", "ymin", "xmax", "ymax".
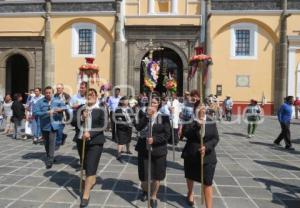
[
  {"xmin": 52, "ymin": 16, "xmax": 115, "ymax": 95},
  {"xmin": 0, "ymin": 17, "xmax": 44, "ymax": 36},
  {"xmin": 287, "ymin": 14, "xmax": 300, "ymax": 36},
  {"xmin": 296, "ymin": 50, "xmax": 300, "ymax": 96},
  {"xmin": 210, "ymin": 15, "xmax": 280, "ymax": 103},
  {"xmin": 125, "ymin": 0, "xmax": 201, "ymax": 26}
]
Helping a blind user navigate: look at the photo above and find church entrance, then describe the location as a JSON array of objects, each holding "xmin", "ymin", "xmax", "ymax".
[
  {"xmin": 6, "ymin": 54, "xmax": 29, "ymax": 97},
  {"xmin": 140, "ymin": 47, "xmax": 183, "ymax": 96}
]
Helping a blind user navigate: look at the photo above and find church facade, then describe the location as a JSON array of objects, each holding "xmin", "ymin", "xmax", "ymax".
[{"xmin": 0, "ymin": 0, "xmax": 300, "ymax": 115}]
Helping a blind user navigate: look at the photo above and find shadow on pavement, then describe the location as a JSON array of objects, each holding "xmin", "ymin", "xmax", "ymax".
[
  {"xmin": 254, "ymin": 160, "xmax": 300, "ymax": 171},
  {"xmin": 101, "ymin": 178, "xmax": 139, "ymax": 208},
  {"xmin": 250, "ymin": 141, "xmax": 300, "ymax": 155},
  {"xmin": 254, "ymin": 178, "xmax": 299, "ymax": 207},
  {"xmin": 223, "ymin": 132, "xmax": 247, "ymax": 137}
]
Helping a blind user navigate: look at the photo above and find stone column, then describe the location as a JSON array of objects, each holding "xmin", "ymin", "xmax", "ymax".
[
  {"xmin": 275, "ymin": 0, "xmax": 289, "ymax": 113},
  {"xmin": 114, "ymin": 0, "xmax": 127, "ymax": 88},
  {"xmin": 171, "ymin": 0, "xmax": 178, "ymax": 14},
  {"xmin": 0, "ymin": 66, "xmax": 5, "ymax": 96},
  {"xmin": 43, "ymin": 0, "xmax": 54, "ymax": 88},
  {"xmin": 148, "ymin": 0, "xmax": 155, "ymax": 14}
]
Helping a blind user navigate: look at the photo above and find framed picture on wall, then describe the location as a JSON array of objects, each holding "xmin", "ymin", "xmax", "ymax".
[{"xmin": 236, "ymin": 75, "xmax": 250, "ymax": 87}]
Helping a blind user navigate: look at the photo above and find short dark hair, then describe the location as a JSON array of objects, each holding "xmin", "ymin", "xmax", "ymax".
[
  {"xmin": 80, "ymin": 81, "xmax": 88, "ymax": 88},
  {"xmin": 190, "ymin": 89, "xmax": 200, "ymax": 98},
  {"xmin": 285, "ymin": 96, "xmax": 294, "ymax": 103},
  {"xmin": 88, "ymin": 88, "xmax": 98, "ymax": 97},
  {"xmin": 115, "ymin": 88, "xmax": 120, "ymax": 92},
  {"xmin": 13, "ymin": 93, "xmax": 22, "ymax": 101},
  {"xmin": 44, "ymin": 86, "xmax": 54, "ymax": 93},
  {"xmin": 34, "ymin": 87, "xmax": 41, "ymax": 92}
]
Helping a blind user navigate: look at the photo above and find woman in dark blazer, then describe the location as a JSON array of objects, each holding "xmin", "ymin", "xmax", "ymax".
[
  {"xmin": 114, "ymin": 96, "xmax": 134, "ymax": 161},
  {"xmin": 77, "ymin": 88, "xmax": 106, "ymax": 208},
  {"xmin": 181, "ymin": 90, "xmax": 219, "ymax": 208},
  {"xmin": 135, "ymin": 96, "xmax": 171, "ymax": 208}
]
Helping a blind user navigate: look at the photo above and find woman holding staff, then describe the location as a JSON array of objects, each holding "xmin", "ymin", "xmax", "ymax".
[
  {"xmin": 135, "ymin": 96, "xmax": 171, "ymax": 208},
  {"xmin": 181, "ymin": 90, "xmax": 219, "ymax": 208},
  {"xmin": 77, "ymin": 88, "xmax": 106, "ymax": 208}
]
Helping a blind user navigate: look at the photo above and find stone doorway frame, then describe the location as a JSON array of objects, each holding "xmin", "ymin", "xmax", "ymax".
[
  {"xmin": 0, "ymin": 48, "xmax": 35, "ymax": 95},
  {"xmin": 128, "ymin": 40, "xmax": 198, "ymax": 96}
]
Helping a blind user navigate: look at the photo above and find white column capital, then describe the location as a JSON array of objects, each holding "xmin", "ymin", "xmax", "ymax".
[
  {"xmin": 171, "ymin": 0, "xmax": 178, "ymax": 14},
  {"xmin": 148, "ymin": 0, "xmax": 155, "ymax": 14}
]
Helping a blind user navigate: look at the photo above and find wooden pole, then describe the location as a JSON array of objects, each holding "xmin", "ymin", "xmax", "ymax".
[{"xmin": 80, "ymin": 80, "xmax": 90, "ymax": 195}]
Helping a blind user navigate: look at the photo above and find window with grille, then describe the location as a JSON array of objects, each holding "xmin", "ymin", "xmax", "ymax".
[
  {"xmin": 78, "ymin": 29, "xmax": 92, "ymax": 54},
  {"xmin": 230, "ymin": 23, "xmax": 257, "ymax": 59},
  {"xmin": 235, "ymin": 30, "xmax": 250, "ymax": 56},
  {"xmin": 72, "ymin": 23, "xmax": 96, "ymax": 57}
]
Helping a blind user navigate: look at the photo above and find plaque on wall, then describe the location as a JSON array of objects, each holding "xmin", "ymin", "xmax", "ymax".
[
  {"xmin": 236, "ymin": 75, "xmax": 250, "ymax": 87},
  {"xmin": 216, "ymin": 84, "xmax": 222, "ymax": 96}
]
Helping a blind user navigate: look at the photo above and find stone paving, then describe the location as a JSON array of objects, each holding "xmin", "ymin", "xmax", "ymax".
[{"xmin": 0, "ymin": 117, "xmax": 299, "ymax": 208}]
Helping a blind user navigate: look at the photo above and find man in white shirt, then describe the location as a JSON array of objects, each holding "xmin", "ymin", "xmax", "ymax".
[
  {"xmin": 168, "ymin": 93, "xmax": 181, "ymax": 145},
  {"xmin": 107, "ymin": 88, "xmax": 121, "ymax": 141}
]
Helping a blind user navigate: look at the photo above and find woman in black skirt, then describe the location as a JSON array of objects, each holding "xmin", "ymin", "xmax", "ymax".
[
  {"xmin": 135, "ymin": 96, "xmax": 171, "ymax": 208},
  {"xmin": 181, "ymin": 90, "xmax": 219, "ymax": 208},
  {"xmin": 115, "ymin": 96, "xmax": 134, "ymax": 161},
  {"xmin": 77, "ymin": 88, "xmax": 106, "ymax": 208}
]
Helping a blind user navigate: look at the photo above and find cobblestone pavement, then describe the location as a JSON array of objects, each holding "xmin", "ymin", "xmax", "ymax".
[{"xmin": 0, "ymin": 117, "xmax": 299, "ymax": 208}]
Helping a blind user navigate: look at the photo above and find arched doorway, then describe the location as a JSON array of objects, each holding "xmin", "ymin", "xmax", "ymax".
[
  {"xmin": 140, "ymin": 48, "xmax": 183, "ymax": 95},
  {"xmin": 6, "ymin": 54, "xmax": 29, "ymax": 97}
]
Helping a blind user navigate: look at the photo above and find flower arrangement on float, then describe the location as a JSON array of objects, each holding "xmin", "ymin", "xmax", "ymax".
[
  {"xmin": 78, "ymin": 57, "xmax": 100, "ymax": 85},
  {"xmin": 164, "ymin": 73, "xmax": 177, "ymax": 94},
  {"xmin": 188, "ymin": 53, "xmax": 213, "ymax": 80},
  {"xmin": 142, "ymin": 57, "xmax": 160, "ymax": 92}
]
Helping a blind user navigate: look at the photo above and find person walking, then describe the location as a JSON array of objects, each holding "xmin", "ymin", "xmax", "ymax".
[
  {"xmin": 30, "ymin": 88, "xmax": 44, "ymax": 144},
  {"xmin": 245, "ymin": 99, "xmax": 261, "ymax": 138},
  {"xmin": 223, "ymin": 95, "xmax": 233, "ymax": 121},
  {"xmin": 70, "ymin": 82, "xmax": 87, "ymax": 143},
  {"xmin": 181, "ymin": 90, "xmax": 219, "ymax": 208},
  {"xmin": 107, "ymin": 88, "xmax": 121, "ymax": 142},
  {"xmin": 33, "ymin": 86, "xmax": 66, "ymax": 169},
  {"xmin": 294, "ymin": 97, "xmax": 300, "ymax": 119},
  {"xmin": 54, "ymin": 83, "xmax": 70, "ymax": 147},
  {"xmin": 0, "ymin": 94, "xmax": 13, "ymax": 135},
  {"xmin": 77, "ymin": 88, "xmax": 106, "ymax": 208},
  {"xmin": 167, "ymin": 93, "xmax": 181, "ymax": 146},
  {"xmin": 273, "ymin": 96, "xmax": 295, "ymax": 150},
  {"xmin": 115, "ymin": 96, "xmax": 134, "ymax": 162},
  {"xmin": 11, "ymin": 93, "xmax": 25, "ymax": 140},
  {"xmin": 134, "ymin": 96, "xmax": 171, "ymax": 208}
]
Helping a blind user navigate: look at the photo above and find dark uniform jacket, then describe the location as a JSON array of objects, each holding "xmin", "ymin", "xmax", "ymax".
[
  {"xmin": 181, "ymin": 119, "xmax": 219, "ymax": 164},
  {"xmin": 135, "ymin": 111, "xmax": 171, "ymax": 157},
  {"xmin": 78, "ymin": 106, "xmax": 106, "ymax": 145}
]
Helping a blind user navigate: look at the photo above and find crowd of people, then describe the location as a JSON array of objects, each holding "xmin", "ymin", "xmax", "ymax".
[{"xmin": 0, "ymin": 83, "xmax": 298, "ymax": 208}]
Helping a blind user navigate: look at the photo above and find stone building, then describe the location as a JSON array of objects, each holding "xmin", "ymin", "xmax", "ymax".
[
  {"xmin": 0, "ymin": 0, "xmax": 300, "ymax": 115},
  {"xmin": 208, "ymin": 0, "xmax": 300, "ymax": 114}
]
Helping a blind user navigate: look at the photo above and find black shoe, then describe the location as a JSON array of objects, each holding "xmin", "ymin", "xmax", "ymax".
[
  {"xmin": 80, "ymin": 197, "xmax": 89, "ymax": 208},
  {"xmin": 186, "ymin": 196, "xmax": 195, "ymax": 206},
  {"xmin": 285, "ymin": 146, "xmax": 295, "ymax": 151},
  {"xmin": 126, "ymin": 151, "xmax": 133, "ymax": 155},
  {"xmin": 46, "ymin": 161, "xmax": 53, "ymax": 169},
  {"xmin": 150, "ymin": 199, "xmax": 158, "ymax": 208},
  {"xmin": 273, "ymin": 141, "xmax": 281, "ymax": 146},
  {"xmin": 140, "ymin": 191, "xmax": 147, "ymax": 202},
  {"xmin": 117, "ymin": 155, "xmax": 123, "ymax": 163}
]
